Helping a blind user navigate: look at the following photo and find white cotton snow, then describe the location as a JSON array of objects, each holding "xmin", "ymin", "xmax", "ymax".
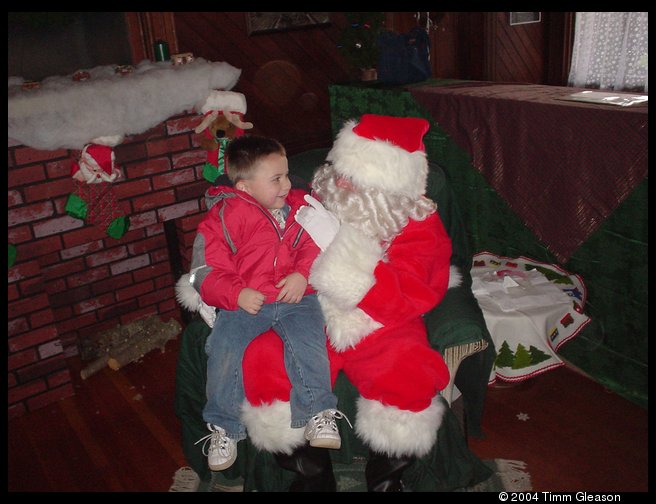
[{"xmin": 8, "ymin": 58, "xmax": 241, "ymax": 150}]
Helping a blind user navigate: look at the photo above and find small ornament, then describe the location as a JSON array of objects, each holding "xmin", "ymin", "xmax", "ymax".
[
  {"xmin": 171, "ymin": 52, "xmax": 194, "ymax": 65},
  {"xmin": 73, "ymin": 70, "xmax": 90, "ymax": 82},
  {"xmin": 21, "ymin": 80, "xmax": 41, "ymax": 91},
  {"xmin": 114, "ymin": 65, "xmax": 134, "ymax": 76}
]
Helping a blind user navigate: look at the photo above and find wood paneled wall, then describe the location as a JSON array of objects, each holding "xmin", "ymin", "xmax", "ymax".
[
  {"xmin": 148, "ymin": 12, "xmax": 572, "ymax": 154},
  {"xmin": 174, "ymin": 12, "xmax": 353, "ymax": 155},
  {"xmin": 483, "ymin": 12, "xmax": 547, "ymax": 83},
  {"xmin": 389, "ymin": 12, "xmax": 572, "ymax": 84}
]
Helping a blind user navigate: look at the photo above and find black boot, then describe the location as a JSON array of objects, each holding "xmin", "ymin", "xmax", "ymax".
[
  {"xmin": 365, "ymin": 451, "xmax": 415, "ymax": 492},
  {"xmin": 274, "ymin": 444, "xmax": 337, "ymax": 492}
]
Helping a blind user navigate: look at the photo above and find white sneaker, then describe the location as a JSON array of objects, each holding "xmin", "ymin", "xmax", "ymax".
[
  {"xmin": 194, "ymin": 423, "xmax": 237, "ymax": 471},
  {"xmin": 304, "ymin": 409, "xmax": 350, "ymax": 449}
]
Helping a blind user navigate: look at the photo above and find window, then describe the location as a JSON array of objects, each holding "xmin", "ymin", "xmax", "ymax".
[{"xmin": 568, "ymin": 12, "xmax": 648, "ymax": 92}]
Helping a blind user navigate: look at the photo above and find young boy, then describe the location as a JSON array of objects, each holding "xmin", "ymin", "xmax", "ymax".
[{"xmin": 192, "ymin": 135, "xmax": 343, "ymax": 472}]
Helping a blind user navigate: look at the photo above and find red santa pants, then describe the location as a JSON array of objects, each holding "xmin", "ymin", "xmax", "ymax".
[{"xmin": 243, "ymin": 319, "xmax": 449, "ymax": 413}]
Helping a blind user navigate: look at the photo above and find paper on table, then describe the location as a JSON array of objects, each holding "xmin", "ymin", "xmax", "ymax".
[
  {"xmin": 559, "ymin": 90, "xmax": 648, "ymax": 107},
  {"xmin": 472, "ymin": 269, "xmax": 571, "ymax": 312}
]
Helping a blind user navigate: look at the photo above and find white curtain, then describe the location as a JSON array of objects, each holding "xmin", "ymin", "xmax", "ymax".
[{"xmin": 568, "ymin": 12, "xmax": 648, "ymax": 92}]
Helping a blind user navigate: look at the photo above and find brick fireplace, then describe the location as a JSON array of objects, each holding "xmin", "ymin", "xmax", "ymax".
[{"xmin": 8, "ymin": 111, "xmax": 208, "ymax": 419}]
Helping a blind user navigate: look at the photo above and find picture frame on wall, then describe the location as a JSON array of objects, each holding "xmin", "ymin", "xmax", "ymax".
[
  {"xmin": 509, "ymin": 12, "xmax": 541, "ymax": 26},
  {"xmin": 246, "ymin": 12, "xmax": 331, "ymax": 35}
]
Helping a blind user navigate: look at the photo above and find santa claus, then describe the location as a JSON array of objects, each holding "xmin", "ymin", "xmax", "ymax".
[
  {"xmin": 70, "ymin": 135, "xmax": 123, "ymax": 184},
  {"xmin": 237, "ymin": 114, "xmax": 457, "ymax": 491}
]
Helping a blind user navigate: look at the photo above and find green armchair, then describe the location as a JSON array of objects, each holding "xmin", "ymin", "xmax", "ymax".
[{"xmin": 174, "ymin": 148, "xmax": 495, "ymax": 491}]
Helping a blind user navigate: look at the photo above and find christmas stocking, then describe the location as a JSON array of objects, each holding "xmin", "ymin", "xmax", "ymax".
[{"xmin": 65, "ymin": 143, "xmax": 130, "ymax": 239}]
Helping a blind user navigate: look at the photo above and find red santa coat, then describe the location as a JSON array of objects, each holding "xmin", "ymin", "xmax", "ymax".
[{"xmin": 243, "ymin": 210, "xmax": 451, "ymax": 413}]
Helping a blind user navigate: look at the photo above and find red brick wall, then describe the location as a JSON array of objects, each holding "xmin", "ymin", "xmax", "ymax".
[{"xmin": 8, "ymin": 111, "xmax": 208, "ymax": 419}]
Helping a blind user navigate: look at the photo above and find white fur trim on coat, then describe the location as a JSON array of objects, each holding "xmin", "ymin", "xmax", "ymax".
[
  {"xmin": 310, "ymin": 223, "xmax": 384, "ymax": 349},
  {"xmin": 355, "ymin": 396, "xmax": 446, "ymax": 458},
  {"xmin": 241, "ymin": 400, "xmax": 305, "ymax": 455},
  {"xmin": 327, "ymin": 119, "xmax": 428, "ymax": 199},
  {"xmin": 175, "ymin": 273, "xmax": 200, "ymax": 312},
  {"xmin": 318, "ymin": 294, "xmax": 383, "ymax": 351},
  {"xmin": 310, "ymin": 223, "xmax": 383, "ymax": 309}
]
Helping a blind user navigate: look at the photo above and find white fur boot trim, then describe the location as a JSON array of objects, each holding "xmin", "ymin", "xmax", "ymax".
[
  {"xmin": 241, "ymin": 400, "xmax": 305, "ymax": 455},
  {"xmin": 355, "ymin": 396, "xmax": 446, "ymax": 458},
  {"xmin": 175, "ymin": 274, "xmax": 200, "ymax": 311},
  {"xmin": 310, "ymin": 223, "xmax": 383, "ymax": 309}
]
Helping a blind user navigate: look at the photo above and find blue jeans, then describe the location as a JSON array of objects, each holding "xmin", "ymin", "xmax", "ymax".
[{"xmin": 202, "ymin": 294, "xmax": 337, "ymax": 440}]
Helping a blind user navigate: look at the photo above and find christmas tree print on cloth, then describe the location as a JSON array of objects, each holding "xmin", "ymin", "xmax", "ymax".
[
  {"xmin": 494, "ymin": 341, "xmax": 551, "ymax": 371},
  {"xmin": 471, "ymin": 252, "xmax": 591, "ymax": 384}
]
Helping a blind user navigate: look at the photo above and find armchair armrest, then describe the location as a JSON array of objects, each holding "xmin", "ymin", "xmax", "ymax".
[
  {"xmin": 424, "ymin": 284, "xmax": 495, "ymax": 434},
  {"xmin": 425, "ymin": 285, "xmax": 489, "ymax": 353},
  {"xmin": 441, "ymin": 340, "xmax": 489, "ymax": 406}
]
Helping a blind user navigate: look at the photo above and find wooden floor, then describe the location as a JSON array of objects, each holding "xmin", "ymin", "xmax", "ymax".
[
  {"xmin": 8, "ymin": 337, "xmax": 648, "ymax": 492},
  {"xmin": 469, "ymin": 366, "xmax": 648, "ymax": 492}
]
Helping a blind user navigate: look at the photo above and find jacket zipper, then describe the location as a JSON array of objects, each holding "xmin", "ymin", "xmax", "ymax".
[{"xmin": 236, "ymin": 193, "xmax": 302, "ymax": 245}]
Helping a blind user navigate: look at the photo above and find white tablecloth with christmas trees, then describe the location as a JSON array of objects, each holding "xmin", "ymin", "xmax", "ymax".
[{"xmin": 471, "ymin": 252, "xmax": 591, "ymax": 383}]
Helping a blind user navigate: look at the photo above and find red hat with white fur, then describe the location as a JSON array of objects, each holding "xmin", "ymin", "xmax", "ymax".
[
  {"xmin": 326, "ymin": 114, "xmax": 430, "ymax": 198},
  {"xmin": 194, "ymin": 90, "xmax": 253, "ymax": 134}
]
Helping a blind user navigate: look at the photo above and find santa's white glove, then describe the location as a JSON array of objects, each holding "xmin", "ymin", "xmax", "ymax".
[
  {"xmin": 198, "ymin": 300, "xmax": 217, "ymax": 328},
  {"xmin": 294, "ymin": 195, "xmax": 340, "ymax": 251}
]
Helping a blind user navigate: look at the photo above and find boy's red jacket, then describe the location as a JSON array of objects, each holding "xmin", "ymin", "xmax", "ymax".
[{"xmin": 195, "ymin": 186, "xmax": 319, "ymax": 310}]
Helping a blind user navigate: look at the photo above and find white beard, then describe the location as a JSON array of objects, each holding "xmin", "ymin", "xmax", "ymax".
[{"xmin": 311, "ymin": 163, "xmax": 435, "ymax": 243}]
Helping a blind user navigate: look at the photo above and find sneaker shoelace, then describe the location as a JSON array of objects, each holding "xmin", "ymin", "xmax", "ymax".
[
  {"xmin": 194, "ymin": 427, "xmax": 233, "ymax": 457},
  {"xmin": 313, "ymin": 409, "xmax": 353, "ymax": 432}
]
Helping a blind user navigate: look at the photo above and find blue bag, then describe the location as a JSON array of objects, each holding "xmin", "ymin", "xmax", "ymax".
[{"xmin": 377, "ymin": 27, "xmax": 431, "ymax": 85}]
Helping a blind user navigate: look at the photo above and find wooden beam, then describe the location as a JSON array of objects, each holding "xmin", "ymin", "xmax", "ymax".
[{"xmin": 124, "ymin": 12, "xmax": 179, "ymax": 64}]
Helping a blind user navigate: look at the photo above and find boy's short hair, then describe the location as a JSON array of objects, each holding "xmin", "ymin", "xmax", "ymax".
[{"xmin": 226, "ymin": 135, "xmax": 286, "ymax": 184}]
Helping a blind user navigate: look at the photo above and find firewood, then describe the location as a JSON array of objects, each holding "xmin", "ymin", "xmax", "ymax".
[
  {"xmin": 107, "ymin": 317, "xmax": 181, "ymax": 371},
  {"xmin": 79, "ymin": 316, "xmax": 181, "ymax": 377},
  {"xmin": 80, "ymin": 355, "xmax": 110, "ymax": 380}
]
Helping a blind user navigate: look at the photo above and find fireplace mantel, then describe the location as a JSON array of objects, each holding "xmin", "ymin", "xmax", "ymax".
[{"xmin": 9, "ymin": 59, "xmax": 241, "ymax": 151}]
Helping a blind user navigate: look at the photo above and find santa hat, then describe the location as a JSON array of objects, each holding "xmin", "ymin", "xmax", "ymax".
[
  {"xmin": 326, "ymin": 114, "xmax": 430, "ymax": 198},
  {"xmin": 195, "ymin": 90, "xmax": 253, "ymax": 134},
  {"xmin": 199, "ymin": 90, "xmax": 248, "ymax": 115},
  {"xmin": 70, "ymin": 143, "xmax": 120, "ymax": 183}
]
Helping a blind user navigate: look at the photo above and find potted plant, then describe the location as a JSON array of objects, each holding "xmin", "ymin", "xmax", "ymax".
[{"xmin": 339, "ymin": 12, "xmax": 385, "ymax": 81}]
